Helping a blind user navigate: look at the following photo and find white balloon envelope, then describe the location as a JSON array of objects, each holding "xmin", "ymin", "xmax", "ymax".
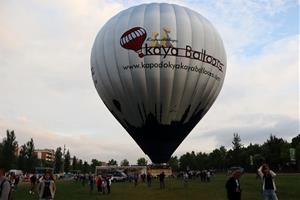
[{"xmin": 91, "ymin": 3, "xmax": 226, "ymax": 163}]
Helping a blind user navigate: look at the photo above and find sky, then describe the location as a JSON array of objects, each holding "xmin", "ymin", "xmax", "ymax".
[{"xmin": 0, "ymin": 0, "xmax": 299, "ymax": 164}]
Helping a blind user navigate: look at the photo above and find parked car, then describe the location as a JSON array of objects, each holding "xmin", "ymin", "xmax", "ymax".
[{"xmin": 110, "ymin": 171, "xmax": 127, "ymax": 182}]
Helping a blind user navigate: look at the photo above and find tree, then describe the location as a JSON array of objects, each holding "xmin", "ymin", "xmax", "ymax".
[
  {"xmin": 230, "ymin": 133, "xmax": 243, "ymax": 166},
  {"xmin": 0, "ymin": 142, "xmax": 3, "ymax": 165},
  {"xmin": 120, "ymin": 159, "xmax": 129, "ymax": 166},
  {"xmin": 137, "ymin": 157, "xmax": 148, "ymax": 166},
  {"xmin": 24, "ymin": 138, "xmax": 38, "ymax": 172},
  {"xmin": 83, "ymin": 161, "xmax": 89, "ymax": 173},
  {"xmin": 253, "ymin": 154, "xmax": 265, "ymax": 166},
  {"xmin": 179, "ymin": 152, "xmax": 193, "ymax": 171},
  {"xmin": 54, "ymin": 147, "xmax": 63, "ymax": 173},
  {"xmin": 64, "ymin": 150, "xmax": 71, "ymax": 173},
  {"xmin": 17, "ymin": 144, "xmax": 27, "ymax": 171},
  {"xmin": 209, "ymin": 146, "xmax": 227, "ymax": 170},
  {"xmin": 108, "ymin": 159, "xmax": 118, "ymax": 166},
  {"xmin": 262, "ymin": 135, "xmax": 286, "ymax": 170},
  {"xmin": 195, "ymin": 152, "xmax": 208, "ymax": 170},
  {"xmin": 72, "ymin": 156, "xmax": 77, "ymax": 171},
  {"xmin": 291, "ymin": 135, "xmax": 300, "ymax": 170},
  {"xmin": 291, "ymin": 134, "xmax": 300, "ymax": 147},
  {"xmin": 232, "ymin": 133, "xmax": 242, "ymax": 150},
  {"xmin": 168, "ymin": 156, "xmax": 179, "ymax": 171},
  {"xmin": 1, "ymin": 130, "xmax": 18, "ymax": 170},
  {"xmin": 78, "ymin": 159, "xmax": 83, "ymax": 172},
  {"xmin": 90, "ymin": 159, "xmax": 101, "ymax": 172},
  {"xmin": 296, "ymin": 145, "xmax": 300, "ymax": 170}
]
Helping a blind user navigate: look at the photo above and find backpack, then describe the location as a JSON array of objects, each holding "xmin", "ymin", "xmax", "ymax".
[{"xmin": 0, "ymin": 179, "xmax": 12, "ymax": 200}]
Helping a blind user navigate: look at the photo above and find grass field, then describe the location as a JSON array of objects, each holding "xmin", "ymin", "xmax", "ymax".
[{"xmin": 13, "ymin": 174, "xmax": 300, "ymax": 200}]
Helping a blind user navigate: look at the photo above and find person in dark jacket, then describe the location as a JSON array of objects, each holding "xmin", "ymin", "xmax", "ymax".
[
  {"xmin": 226, "ymin": 168, "xmax": 243, "ymax": 200},
  {"xmin": 159, "ymin": 172, "xmax": 165, "ymax": 189},
  {"xmin": 105, "ymin": 176, "xmax": 111, "ymax": 194},
  {"xmin": 146, "ymin": 172, "xmax": 152, "ymax": 187}
]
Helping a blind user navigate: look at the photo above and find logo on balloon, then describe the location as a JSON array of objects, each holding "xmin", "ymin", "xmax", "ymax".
[
  {"xmin": 120, "ymin": 27, "xmax": 224, "ymax": 72},
  {"xmin": 120, "ymin": 27, "xmax": 147, "ymax": 58}
]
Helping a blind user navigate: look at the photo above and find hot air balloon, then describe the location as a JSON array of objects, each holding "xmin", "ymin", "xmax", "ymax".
[{"xmin": 91, "ymin": 3, "xmax": 227, "ymax": 163}]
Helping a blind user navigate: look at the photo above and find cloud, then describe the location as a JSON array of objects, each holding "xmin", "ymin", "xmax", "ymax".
[
  {"xmin": 171, "ymin": 34, "xmax": 299, "ymax": 155},
  {"xmin": 0, "ymin": 116, "xmax": 147, "ymax": 164},
  {"xmin": 196, "ymin": 114, "xmax": 298, "ymax": 148},
  {"xmin": 172, "ymin": 0, "xmax": 297, "ymax": 56}
]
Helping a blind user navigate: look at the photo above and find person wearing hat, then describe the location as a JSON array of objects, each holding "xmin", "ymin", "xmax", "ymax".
[{"xmin": 225, "ymin": 168, "xmax": 243, "ymax": 200}]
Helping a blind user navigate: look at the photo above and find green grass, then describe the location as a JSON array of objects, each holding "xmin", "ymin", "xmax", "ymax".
[{"xmin": 13, "ymin": 174, "xmax": 300, "ymax": 200}]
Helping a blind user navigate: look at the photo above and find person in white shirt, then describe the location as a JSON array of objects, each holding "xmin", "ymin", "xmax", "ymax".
[{"xmin": 257, "ymin": 164, "xmax": 278, "ymax": 200}]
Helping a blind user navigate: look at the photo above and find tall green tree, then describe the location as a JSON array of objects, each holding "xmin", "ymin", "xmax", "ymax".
[
  {"xmin": 54, "ymin": 147, "xmax": 63, "ymax": 173},
  {"xmin": 64, "ymin": 150, "xmax": 71, "ymax": 173},
  {"xmin": 108, "ymin": 159, "xmax": 118, "ymax": 166},
  {"xmin": 17, "ymin": 144, "xmax": 27, "ymax": 171},
  {"xmin": 168, "ymin": 156, "xmax": 179, "ymax": 171},
  {"xmin": 291, "ymin": 135, "xmax": 300, "ymax": 170},
  {"xmin": 291, "ymin": 135, "xmax": 300, "ymax": 147},
  {"xmin": 262, "ymin": 135, "xmax": 286, "ymax": 170},
  {"xmin": 120, "ymin": 159, "xmax": 129, "ymax": 166},
  {"xmin": 137, "ymin": 157, "xmax": 148, "ymax": 166},
  {"xmin": 209, "ymin": 146, "xmax": 227, "ymax": 170},
  {"xmin": 24, "ymin": 138, "xmax": 37, "ymax": 172},
  {"xmin": 72, "ymin": 156, "xmax": 77, "ymax": 171},
  {"xmin": 0, "ymin": 142, "xmax": 3, "ymax": 165},
  {"xmin": 90, "ymin": 159, "xmax": 101, "ymax": 172},
  {"xmin": 230, "ymin": 133, "xmax": 243, "ymax": 166},
  {"xmin": 195, "ymin": 152, "xmax": 208, "ymax": 170},
  {"xmin": 179, "ymin": 152, "xmax": 192, "ymax": 171},
  {"xmin": 83, "ymin": 161, "xmax": 89, "ymax": 173},
  {"xmin": 78, "ymin": 159, "xmax": 83, "ymax": 172},
  {"xmin": 1, "ymin": 130, "xmax": 18, "ymax": 170},
  {"xmin": 232, "ymin": 133, "xmax": 242, "ymax": 150}
]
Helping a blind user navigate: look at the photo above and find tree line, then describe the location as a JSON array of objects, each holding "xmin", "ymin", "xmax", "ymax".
[
  {"xmin": 168, "ymin": 133, "xmax": 300, "ymax": 172},
  {"xmin": 0, "ymin": 130, "xmax": 149, "ymax": 174},
  {"xmin": 0, "ymin": 130, "xmax": 299, "ymax": 173}
]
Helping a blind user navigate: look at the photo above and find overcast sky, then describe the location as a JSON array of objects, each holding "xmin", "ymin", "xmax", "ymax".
[{"xmin": 0, "ymin": 0, "xmax": 299, "ymax": 164}]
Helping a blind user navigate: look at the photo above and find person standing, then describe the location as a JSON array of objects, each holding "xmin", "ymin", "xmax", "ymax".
[
  {"xmin": 105, "ymin": 176, "xmax": 111, "ymax": 194},
  {"xmin": 207, "ymin": 171, "xmax": 211, "ymax": 182},
  {"xmin": 225, "ymin": 168, "xmax": 243, "ymax": 200},
  {"xmin": 101, "ymin": 178, "xmax": 107, "ymax": 195},
  {"xmin": 0, "ymin": 167, "xmax": 12, "ymax": 200},
  {"xmin": 146, "ymin": 172, "xmax": 152, "ymax": 187},
  {"xmin": 38, "ymin": 172, "xmax": 56, "ymax": 200},
  {"xmin": 13, "ymin": 175, "xmax": 19, "ymax": 191},
  {"xmin": 88, "ymin": 175, "xmax": 94, "ymax": 194},
  {"xmin": 81, "ymin": 174, "xmax": 86, "ymax": 186},
  {"xmin": 96, "ymin": 175, "xmax": 102, "ymax": 193},
  {"xmin": 30, "ymin": 173, "xmax": 37, "ymax": 195},
  {"xmin": 159, "ymin": 172, "xmax": 165, "ymax": 189},
  {"xmin": 183, "ymin": 172, "xmax": 189, "ymax": 187},
  {"xmin": 133, "ymin": 173, "xmax": 138, "ymax": 187},
  {"xmin": 257, "ymin": 164, "xmax": 278, "ymax": 200}
]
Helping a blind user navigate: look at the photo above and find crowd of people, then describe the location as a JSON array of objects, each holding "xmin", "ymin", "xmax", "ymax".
[
  {"xmin": 0, "ymin": 167, "xmax": 56, "ymax": 200},
  {"xmin": 74, "ymin": 173, "xmax": 111, "ymax": 195},
  {"xmin": 0, "ymin": 164, "xmax": 279, "ymax": 200}
]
